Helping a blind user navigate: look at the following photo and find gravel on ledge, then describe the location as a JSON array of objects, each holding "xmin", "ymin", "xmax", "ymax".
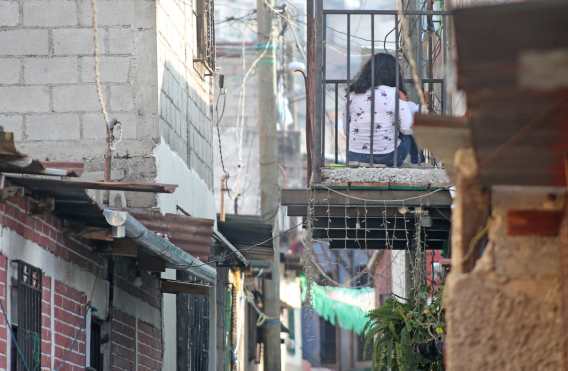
[{"xmin": 320, "ymin": 167, "xmax": 451, "ymax": 188}]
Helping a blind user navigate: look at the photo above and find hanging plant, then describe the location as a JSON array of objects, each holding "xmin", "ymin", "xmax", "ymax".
[{"xmin": 363, "ymin": 286, "xmax": 445, "ymax": 371}]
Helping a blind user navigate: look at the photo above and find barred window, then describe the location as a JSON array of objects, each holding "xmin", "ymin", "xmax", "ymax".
[
  {"xmin": 194, "ymin": 0, "xmax": 215, "ymax": 73},
  {"xmin": 10, "ymin": 261, "xmax": 42, "ymax": 371}
]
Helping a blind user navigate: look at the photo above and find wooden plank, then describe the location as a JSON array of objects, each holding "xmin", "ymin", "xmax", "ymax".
[
  {"xmin": 451, "ymin": 148, "xmax": 490, "ymax": 273},
  {"xmin": 138, "ymin": 253, "xmax": 167, "ymax": 272},
  {"xmin": 507, "ymin": 210, "xmax": 563, "ymax": 236},
  {"xmin": 110, "ymin": 239, "xmax": 137, "ymax": 257},
  {"xmin": 5, "ymin": 174, "xmax": 178, "ymax": 193},
  {"xmin": 413, "ymin": 114, "xmax": 472, "ymax": 180},
  {"xmin": 79, "ymin": 227, "xmax": 114, "ymax": 241},
  {"xmin": 161, "ymin": 279, "xmax": 210, "ymax": 295}
]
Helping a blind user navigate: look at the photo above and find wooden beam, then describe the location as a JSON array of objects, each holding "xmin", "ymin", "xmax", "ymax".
[
  {"xmin": 138, "ymin": 253, "xmax": 167, "ymax": 272},
  {"xmin": 559, "ymin": 157, "xmax": 568, "ymax": 370},
  {"xmin": 110, "ymin": 239, "xmax": 137, "ymax": 257},
  {"xmin": 160, "ymin": 279, "xmax": 210, "ymax": 295},
  {"xmin": 79, "ymin": 227, "xmax": 114, "ymax": 241},
  {"xmin": 451, "ymin": 148, "xmax": 490, "ymax": 273}
]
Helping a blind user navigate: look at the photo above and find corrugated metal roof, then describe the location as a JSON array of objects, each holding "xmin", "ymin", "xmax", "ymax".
[
  {"xmin": 217, "ymin": 214, "xmax": 274, "ymax": 261},
  {"xmin": 130, "ymin": 211, "xmax": 214, "ymax": 261}
]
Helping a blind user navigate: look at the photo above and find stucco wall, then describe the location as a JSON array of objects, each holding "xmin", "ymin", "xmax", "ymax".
[{"xmin": 445, "ymin": 186, "xmax": 563, "ymax": 370}]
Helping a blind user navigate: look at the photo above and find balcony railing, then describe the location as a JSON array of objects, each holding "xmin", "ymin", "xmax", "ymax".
[{"xmin": 308, "ymin": 4, "xmax": 451, "ymax": 183}]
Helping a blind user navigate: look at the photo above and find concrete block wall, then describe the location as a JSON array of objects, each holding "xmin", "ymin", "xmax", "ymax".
[
  {"xmin": 156, "ymin": 0, "xmax": 215, "ymax": 191},
  {"xmin": 0, "ymin": 0, "xmax": 159, "ymax": 196}
]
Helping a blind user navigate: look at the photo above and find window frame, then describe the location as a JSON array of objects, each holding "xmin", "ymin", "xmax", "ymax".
[
  {"xmin": 10, "ymin": 260, "xmax": 43, "ymax": 371},
  {"xmin": 193, "ymin": 0, "xmax": 216, "ymax": 75}
]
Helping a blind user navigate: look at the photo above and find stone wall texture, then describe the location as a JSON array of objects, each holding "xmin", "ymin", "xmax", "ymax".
[{"xmin": 445, "ymin": 187, "xmax": 563, "ymax": 370}]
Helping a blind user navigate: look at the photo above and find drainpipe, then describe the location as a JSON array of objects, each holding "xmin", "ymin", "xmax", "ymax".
[{"xmin": 103, "ymin": 209, "xmax": 217, "ymax": 284}]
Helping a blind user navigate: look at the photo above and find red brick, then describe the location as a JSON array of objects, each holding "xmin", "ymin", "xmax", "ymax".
[
  {"xmin": 55, "ymin": 320, "xmax": 80, "ymax": 338},
  {"xmin": 55, "ymin": 345, "xmax": 85, "ymax": 366},
  {"xmin": 112, "ymin": 310, "xmax": 136, "ymax": 327}
]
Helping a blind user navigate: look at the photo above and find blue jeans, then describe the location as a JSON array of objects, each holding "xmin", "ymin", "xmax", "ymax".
[{"xmin": 348, "ymin": 135, "xmax": 424, "ymax": 167}]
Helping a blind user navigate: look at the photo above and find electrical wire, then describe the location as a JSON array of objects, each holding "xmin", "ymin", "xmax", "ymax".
[{"xmin": 215, "ymin": 89, "xmax": 231, "ymax": 196}]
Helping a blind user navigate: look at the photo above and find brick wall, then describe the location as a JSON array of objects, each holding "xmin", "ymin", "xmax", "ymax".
[
  {"xmin": 0, "ymin": 194, "xmax": 105, "ymax": 274},
  {"xmin": 41, "ymin": 276, "xmax": 52, "ymax": 371},
  {"xmin": 137, "ymin": 319, "xmax": 162, "ymax": 371},
  {"xmin": 111, "ymin": 309, "xmax": 163, "ymax": 371},
  {"xmin": 157, "ymin": 0, "xmax": 215, "ymax": 190},
  {"xmin": 53, "ymin": 280, "xmax": 88, "ymax": 371},
  {"xmin": 0, "ymin": 254, "xmax": 6, "ymax": 371},
  {"xmin": 0, "ymin": 0, "xmax": 159, "ymax": 198},
  {"xmin": 111, "ymin": 309, "xmax": 136, "ymax": 371}
]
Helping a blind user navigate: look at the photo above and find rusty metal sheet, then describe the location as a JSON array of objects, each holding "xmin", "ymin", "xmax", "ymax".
[{"xmin": 129, "ymin": 211, "xmax": 214, "ymax": 261}]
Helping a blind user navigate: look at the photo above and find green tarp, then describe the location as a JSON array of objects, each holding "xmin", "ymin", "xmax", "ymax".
[{"xmin": 300, "ymin": 276, "xmax": 375, "ymax": 335}]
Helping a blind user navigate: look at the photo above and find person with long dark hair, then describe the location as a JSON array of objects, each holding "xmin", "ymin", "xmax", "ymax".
[{"xmin": 346, "ymin": 53, "xmax": 424, "ymax": 167}]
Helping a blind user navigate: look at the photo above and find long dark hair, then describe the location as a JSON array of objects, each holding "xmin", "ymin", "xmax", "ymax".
[{"xmin": 348, "ymin": 53, "xmax": 405, "ymax": 94}]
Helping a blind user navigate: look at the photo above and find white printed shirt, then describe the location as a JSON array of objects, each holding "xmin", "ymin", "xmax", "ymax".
[{"xmin": 347, "ymin": 85, "xmax": 419, "ymax": 154}]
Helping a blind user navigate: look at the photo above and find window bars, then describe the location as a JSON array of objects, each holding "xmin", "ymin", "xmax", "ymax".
[
  {"xmin": 316, "ymin": 8, "xmax": 450, "ymax": 167},
  {"xmin": 196, "ymin": 0, "xmax": 216, "ymax": 72},
  {"xmin": 12, "ymin": 260, "xmax": 42, "ymax": 371}
]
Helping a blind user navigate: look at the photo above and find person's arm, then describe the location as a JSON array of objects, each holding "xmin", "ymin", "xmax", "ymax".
[{"xmin": 398, "ymin": 99, "xmax": 415, "ymax": 135}]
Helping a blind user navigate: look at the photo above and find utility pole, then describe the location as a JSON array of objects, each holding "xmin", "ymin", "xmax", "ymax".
[{"xmin": 257, "ymin": 0, "xmax": 281, "ymax": 370}]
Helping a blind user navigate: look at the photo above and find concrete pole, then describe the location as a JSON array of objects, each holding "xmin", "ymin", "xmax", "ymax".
[{"xmin": 256, "ymin": 0, "xmax": 281, "ymax": 369}]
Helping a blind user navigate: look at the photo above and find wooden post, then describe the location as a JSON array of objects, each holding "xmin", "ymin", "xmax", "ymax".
[
  {"xmin": 219, "ymin": 175, "xmax": 226, "ymax": 222},
  {"xmin": 451, "ymin": 148, "xmax": 490, "ymax": 273},
  {"xmin": 559, "ymin": 157, "xmax": 568, "ymax": 370}
]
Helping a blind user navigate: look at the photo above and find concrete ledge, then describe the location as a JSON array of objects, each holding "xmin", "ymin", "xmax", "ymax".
[{"xmin": 321, "ymin": 166, "xmax": 451, "ymax": 188}]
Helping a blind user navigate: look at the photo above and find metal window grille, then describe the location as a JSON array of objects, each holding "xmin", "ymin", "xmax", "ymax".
[
  {"xmin": 11, "ymin": 261, "xmax": 42, "ymax": 371},
  {"xmin": 188, "ymin": 295, "xmax": 210, "ymax": 370},
  {"xmin": 89, "ymin": 319, "xmax": 103, "ymax": 371},
  {"xmin": 196, "ymin": 0, "xmax": 216, "ymax": 71},
  {"xmin": 317, "ymin": 7, "xmax": 450, "ymax": 167},
  {"xmin": 319, "ymin": 316, "xmax": 337, "ymax": 365}
]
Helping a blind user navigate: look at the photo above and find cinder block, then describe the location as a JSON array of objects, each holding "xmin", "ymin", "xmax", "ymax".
[
  {"xmin": 24, "ymin": 57, "xmax": 78, "ymax": 84},
  {"xmin": 109, "ymin": 85, "xmax": 134, "ymax": 111},
  {"xmin": 24, "ymin": 0, "xmax": 77, "ymax": 27},
  {"xmin": 82, "ymin": 112, "xmax": 136, "ymax": 139},
  {"xmin": 0, "ymin": 115, "xmax": 23, "ymax": 140},
  {"xmin": 108, "ymin": 28, "xmax": 134, "ymax": 55},
  {"xmin": 78, "ymin": 0, "xmax": 134, "ymax": 26},
  {"xmin": 0, "ymin": 58, "xmax": 21, "ymax": 84},
  {"xmin": 0, "ymin": 86, "xmax": 50, "ymax": 113},
  {"xmin": 80, "ymin": 56, "xmax": 130, "ymax": 83},
  {"xmin": 26, "ymin": 113, "xmax": 80, "ymax": 140},
  {"xmin": 53, "ymin": 28, "xmax": 103, "ymax": 56},
  {"xmin": 0, "ymin": 1, "xmax": 19, "ymax": 27},
  {"xmin": 0, "ymin": 30, "xmax": 49, "ymax": 56},
  {"xmin": 53, "ymin": 84, "xmax": 100, "ymax": 112}
]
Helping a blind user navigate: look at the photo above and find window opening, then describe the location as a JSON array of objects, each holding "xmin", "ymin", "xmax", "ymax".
[{"xmin": 11, "ymin": 260, "xmax": 42, "ymax": 371}]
